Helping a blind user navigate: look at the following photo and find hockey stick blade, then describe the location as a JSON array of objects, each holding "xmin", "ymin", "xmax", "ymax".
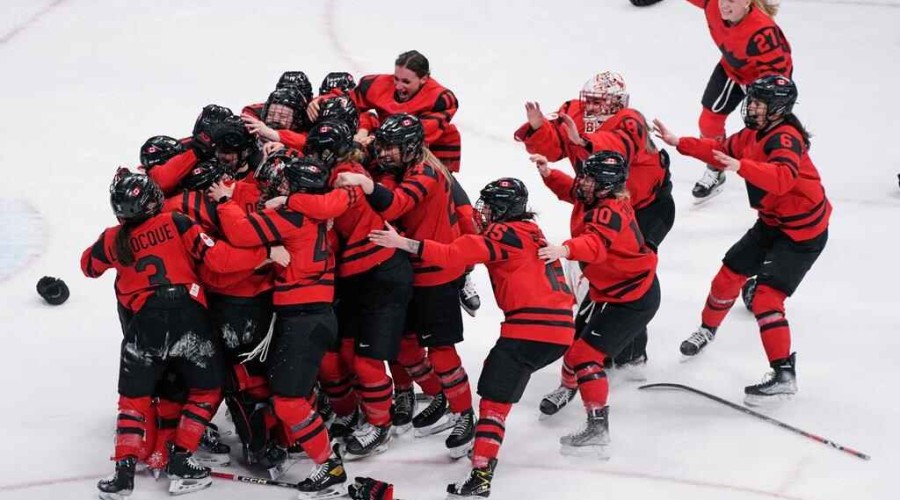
[
  {"xmin": 211, "ymin": 470, "xmax": 298, "ymax": 489},
  {"xmin": 639, "ymin": 383, "xmax": 871, "ymax": 461}
]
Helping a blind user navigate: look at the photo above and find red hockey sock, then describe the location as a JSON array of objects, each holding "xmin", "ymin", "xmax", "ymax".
[
  {"xmin": 560, "ymin": 359, "xmax": 576, "ymax": 389},
  {"xmin": 751, "ymin": 285, "xmax": 791, "ymax": 362},
  {"xmin": 340, "ymin": 337, "xmax": 356, "ymax": 372},
  {"xmin": 701, "ymin": 265, "xmax": 747, "ymax": 329},
  {"xmin": 354, "ymin": 356, "xmax": 393, "ymax": 427},
  {"xmin": 147, "ymin": 398, "xmax": 181, "ymax": 469},
  {"xmin": 564, "ymin": 340, "xmax": 609, "ymax": 411},
  {"xmin": 113, "ymin": 395, "xmax": 152, "ymax": 461},
  {"xmin": 272, "ymin": 396, "xmax": 331, "ymax": 464},
  {"xmin": 318, "ymin": 351, "xmax": 358, "ymax": 417},
  {"xmin": 397, "ymin": 334, "xmax": 443, "ymax": 397},
  {"xmin": 174, "ymin": 388, "xmax": 221, "ymax": 452},
  {"xmin": 698, "ymin": 107, "xmax": 727, "ymax": 142},
  {"xmin": 472, "ymin": 399, "xmax": 511, "ymax": 468},
  {"xmin": 389, "ymin": 361, "xmax": 413, "ymax": 391},
  {"xmin": 429, "ymin": 346, "xmax": 472, "ymax": 413}
]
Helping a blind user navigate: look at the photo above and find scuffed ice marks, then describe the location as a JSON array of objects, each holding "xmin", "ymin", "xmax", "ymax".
[
  {"xmin": 169, "ymin": 331, "xmax": 216, "ymax": 368},
  {"xmin": 220, "ymin": 319, "xmax": 258, "ymax": 349}
]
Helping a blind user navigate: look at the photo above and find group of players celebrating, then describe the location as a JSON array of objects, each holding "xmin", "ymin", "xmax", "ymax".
[{"xmin": 82, "ymin": 1, "xmax": 829, "ymax": 499}]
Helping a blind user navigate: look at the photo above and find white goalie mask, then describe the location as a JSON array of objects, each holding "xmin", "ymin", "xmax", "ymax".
[{"xmin": 580, "ymin": 71, "xmax": 629, "ymax": 132}]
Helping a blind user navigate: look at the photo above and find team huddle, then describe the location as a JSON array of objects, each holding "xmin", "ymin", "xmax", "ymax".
[{"xmin": 82, "ymin": 1, "xmax": 829, "ymax": 500}]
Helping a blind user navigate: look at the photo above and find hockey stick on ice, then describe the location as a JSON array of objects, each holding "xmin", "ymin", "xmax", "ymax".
[
  {"xmin": 210, "ymin": 470, "xmax": 298, "ymax": 489},
  {"xmin": 639, "ymin": 383, "xmax": 871, "ymax": 461}
]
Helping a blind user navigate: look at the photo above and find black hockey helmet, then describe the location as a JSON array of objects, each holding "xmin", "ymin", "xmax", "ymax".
[
  {"xmin": 577, "ymin": 151, "xmax": 628, "ymax": 203},
  {"xmin": 476, "ymin": 177, "xmax": 530, "ymax": 229},
  {"xmin": 181, "ymin": 159, "xmax": 230, "ymax": 192},
  {"xmin": 374, "ymin": 113, "xmax": 425, "ymax": 171},
  {"xmin": 319, "ymin": 71, "xmax": 356, "ymax": 95},
  {"xmin": 317, "ymin": 95, "xmax": 360, "ymax": 132},
  {"xmin": 109, "ymin": 168, "xmax": 164, "ymax": 222},
  {"xmin": 284, "ymin": 156, "xmax": 330, "ymax": 194},
  {"xmin": 140, "ymin": 135, "xmax": 186, "ymax": 170},
  {"xmin": 192, "ymin": 104, "xmax": 235, "ymax": 158},
  {"xmin": 304, "ymin": 120, "xmax": 354, "ymax": 167},
  {"xmin": 262, "ymin": 87, "xmax": 309, "ymax": 132},
  {"xmin": 742, "ymin": 75, "xmax": 798, "ymax": 130},
  {"xmin": 276, "ymin": 71, "xmax": 313, "ymax": 103}
]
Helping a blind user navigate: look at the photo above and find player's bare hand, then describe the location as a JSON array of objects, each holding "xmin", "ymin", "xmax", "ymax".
[
  {"xmin": 538, "ymin": 244, "xmax": 570, "ymax": 262},
  {"xmin": 262, "ymin": 141, "xmax": 285, "ymax": 157},
  {"xmin": 368, "ymin": 222, "xmax": 403, "ymax": 249},
  {"xmin": 559, "ymin": 113, "xmax": 586, "ymax": 146},
  {"xmin": 529, "ymin": 154, "xmax": 551, "ymax": 178},
  {"xmin": 306, "ymin": 97, "xmax": 322, "ymax": 122},
  {"xmin": 268, "ymin": 245, "xmax": 291, "ymax": 267},
  {"xmin": 712, "ymin": 150, "xmax": 740, "ymax": 172},
  {"xmin": 336, "ymin": 172, "xmax": 375, "ymax": 194},
  {"xmin": 265, "ymin": 196, "xmax": 287, "ymax": 209},
  {"xmin": 525, "ymin": 101, "xmax": 545, "ymax": 130},
  {"xmin": 242, "ymin": 115, "xmax": 279, "ymax": 142},
  {"xmin": 651, "ymin": 119, "xmax": 680, "ymax": 147},
  {"xmin": 208, "ymin": 180, "xmax": 234, "ymax": 203}
]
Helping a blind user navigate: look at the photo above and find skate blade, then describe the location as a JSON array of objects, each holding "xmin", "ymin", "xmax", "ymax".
[
  {"xmin": 392, "ymin": 422, "xmax": 413, "ymax": 435},
  {"xmin": 344, "ymin": 441, "xmax": 391, "ymax": 462},
  {"xmin": 268, "ymin": 457, "xmax": 299, "ymax": 479},
  {"xmin": 98, "ymin": 490, "xmax": 132, "ymax": 500},
  {"xmin": 167, "ymin": 477, "xmax": 212, "ymax": 495},
  {"xmin": 691, "ymin": 185, "xmax": 725, "ymax": 205},
  {"xmin": 414, "ymin": 416, "xmax": 455, "ymax": 437},
  {"xmin": 744, "ymin": 392, "xmax": 795, "ymax": 407},
  {"xmin": 560, "ymin": 444, "xmax": 610, "ymax": 460},
  {"xmin": 448, "ymin": 439, "xmax": 473, "ymax": 460},
  {"xmin": 415, "ymin": 393, "xmax": 432, "ymax": 403},
  {"xmin": 195, "ymin": 452, "xmax": 231, "ymax": 467},
  {"xmin": 296, "ymin": 483, "xmax": 348, "ymax": 500}
]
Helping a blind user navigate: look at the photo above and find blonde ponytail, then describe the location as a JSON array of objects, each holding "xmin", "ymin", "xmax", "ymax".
[
  {"xmin": 421, "ymin": 147, "xmax": 453, "ymax": 183},
  {"xmin": 752, "ymin": 0, "xmax": 780, "ymax": 17}
]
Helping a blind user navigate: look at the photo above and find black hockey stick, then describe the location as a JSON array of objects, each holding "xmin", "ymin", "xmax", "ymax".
[
  {"xmin": 210, "ymin": 471, "xmax": 298, "ymax": 489},
  {"xmin": 639, "ymin": 383, "xmax": 871, "ymax": 461}
]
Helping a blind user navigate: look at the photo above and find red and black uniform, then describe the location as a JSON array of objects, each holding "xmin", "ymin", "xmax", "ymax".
[
  {"xmin": 543, "ymin": 169, "xmax": 661, "ymax": 411},
  {"xmin": 215, "ymin": 198, "xmax": 338, "ymax": 465},
  {"xmin": 415, "ymin": 220, "xmax": 574, "ymax": 467},
  {"xmin": 290, "ymin": 170, "xmax": 412, "ymax": 429},
  {"xmin": 367, "ymin": 162, "xmax": 472, "ymax": 414},
  {"xmin": 688, "ymin": 0, "xmax": 793, "ymax": 140},
  {"xmin": 345, "ymin": 74, "xmax": 461, "ymax": 172},
  {"xmin": 676, "ymin": 122, "xmax": 829, "ymax": 362},
  {"xmin": 163, "ymin": 185, "xmax": 279, "ymax": 458},
  {"xmin": 147, "ymin": 147, "xmax": 199, "ymax": 196},
  {"xmin": 81, "ymin": 211, "xmax": 266, "ymax": 461},
  {"xmin": 241, "ymin": 102, "xmax": 309, "ymax": 151}
]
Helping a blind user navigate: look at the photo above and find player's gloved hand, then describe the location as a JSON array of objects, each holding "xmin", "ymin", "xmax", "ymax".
[{"xmin": 348, "ymin": 476, "xmax": 394, "ymax": 500}]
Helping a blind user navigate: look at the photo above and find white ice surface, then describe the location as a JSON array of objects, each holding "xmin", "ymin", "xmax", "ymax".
[{"xmin": 1, "ymin": 1, "xmax": 898, "ymax": 499}]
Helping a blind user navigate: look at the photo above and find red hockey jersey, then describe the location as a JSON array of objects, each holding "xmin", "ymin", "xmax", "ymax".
[
  {"xmin": 677, "ymin": 123, "xmax": 830, "ymax": 242},
  {"xmin": 81, "ymin": 211, "xmax": 266, "ymax": 312},
  {"xmin": 419, "ymin": 220, "xmax": 575, "ymax": 345},
  {"xmin": 367, "ymin": 162, "xmax": 464, "ymax": 286},
  {"xmin": 689, "ymin": 0, "xmax": 793, "ymax": 85}
]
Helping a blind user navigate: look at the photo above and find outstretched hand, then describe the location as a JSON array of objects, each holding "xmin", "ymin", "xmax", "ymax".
[
  {"xmin": 529, "ymin": 154, "xmax": 551, "ymax": 178},
  {"xmin": 538, "ymin": 244, "xmax": 569, "ymax": 262},
  {"xmin": 368, "ymin": 222, "xmax": 404, "ymax": 249},
  {"xmin": 525, "ymin": 101, "xmax": 545, "ymax": 130},
  {"xmin": 268, "ymin": 245, "xmax": 291, "ymax": 267},
  {"xmin": 559, "ymin": 113, "xmax": 586, "ymax": 147},
  {"xmin": 712, "ymin": 150, "xmax": 740, "ymax": 172},
  {"xmin": 651, "ymin": 119, "xmax": 680, "ymax": 147},
  {"xmin": 242, "ymin": 115, "xmax": 280, "ymax": 142}
]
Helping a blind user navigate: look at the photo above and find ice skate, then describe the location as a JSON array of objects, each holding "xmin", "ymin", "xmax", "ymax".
[
  {"xmin": 413, "ymin": 392, "xmax": 454, "ymax": 437},
  {"xmin": 195, "ymin": 423, "xmax": 231, "ymax": 467},
  {"xmin": 166, "ymin": 444, "xmax": 212, "ymax": 495},
  {"xmin": 539, "ymin": 385, "xmax": 577, "ymax": 419},
  {"xmin": 391, "ymin": 387, "xmax": 416, "ymax": 435},
  {"xmin": 97, "ymin": 456, "xmax": 135, "ymax": 500},
  {"xmin": 613, "ymin": 352, "xmax": 648, "ymax": 382},
  {"xmin": 560, "ymin": 406, "xmax": 610, "ymax": 459},
  {"xmin": 692, "ymin": 166, "xmax": 726, "ymax": 203},
  {"xmin": 343, "ymin": 422, "xmax": 392, "ymax": 460},
  {"xmin": 295, "ymin": 446, "xmax": 347, "ymax": 499},
  {"xmin": 328, "ymin": 407, "xmax": 361, "ymax": 442},
  {"xmin": 459, "ymin": 273, "xmax": 481, "ymax": 317},
  {"xmin": 680, "ymin": 325, "xmax": 716, "ymax": 357},
  {"xmin": 744, "ymin": 353, "xmax": 797, "ymax": 406},
  {"xmin": 446, "ymin": 458, "xmax": 496, "ymax": 499},
  {"xmin": 446, "ymin": 409, "xmax": 475, "ymax": 459}
]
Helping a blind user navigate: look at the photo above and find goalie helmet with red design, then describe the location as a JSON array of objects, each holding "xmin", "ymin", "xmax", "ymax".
[{"xmin": 580, "ymin": 71, "xmax": 629, "ymax": 124}]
